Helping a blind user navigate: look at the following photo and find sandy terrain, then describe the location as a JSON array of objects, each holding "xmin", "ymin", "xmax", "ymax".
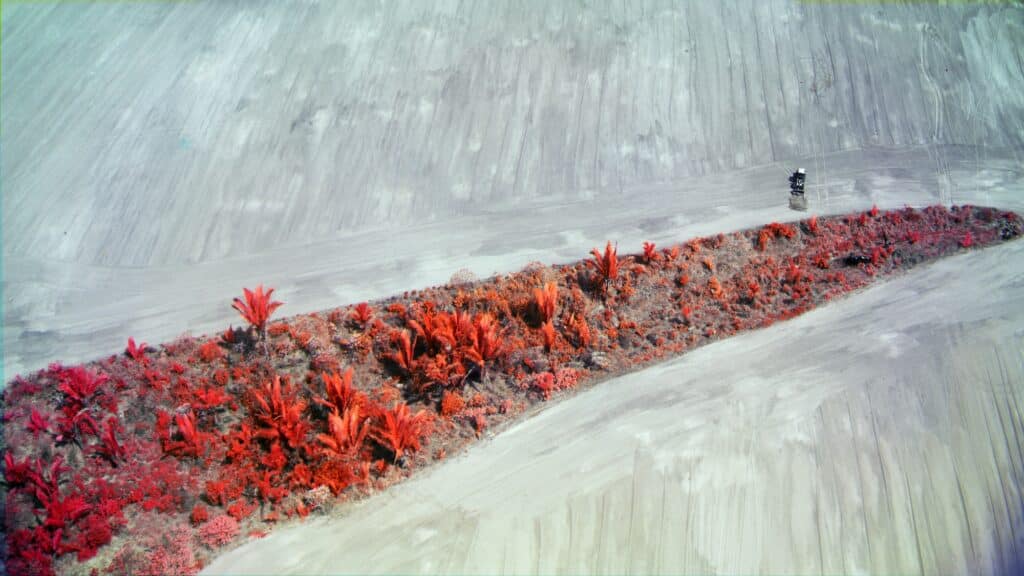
[
  {"xmin": 4, "ymin": 0, "xmax": 1024, "ymax": 381},
  {"xmin": 205, "ymin": 236, "xmax": 1024, "ymax": 575},
  {"xmin": 3, "ymin": 0, "xmax": 1024, "ymax": 573}
]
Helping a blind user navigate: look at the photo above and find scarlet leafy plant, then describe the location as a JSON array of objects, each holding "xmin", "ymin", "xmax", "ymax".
[
  {"xmin": 372, "ymin": 402, "xmax": 433, "ymax": 462},
  {"xmin": 163, "ymin": 411, "xmax": 206, "ymax": 459},
  {"xmin": 57, "ymin": 366, "xmax": 107, "ymax": 408},
  {"xmin": 409, "ymin": 309, "xmax": 456, "ymax": 353},
  {"xmin": 315, "ymin": 368, "xmax": 366, "ymax": 415},
  {"xmin": 540, "ymin": 320, "xmax": 556, "ymax": 353},
  {"xmin": 317, "ymin": 406, "xmax": 370, "ymax": 458},
  {"xmin": 232, "ymin": 285, "xmax": 283, "ymax": 335},
  {"xmin": 440, "ymin": 391, "xmax": 465, "ymax": 418},
  {"xmin": 465, "ymin": 313, "xmax": 503, "ymax": 376},
  {"xmin": 350, "ymin": 302, "xmax": 374, "ymax": 328},
  {"xmin": 93, "ymin": 417, "xmax": 126, "ymax": 466},
  {"xmin": 385, "ymin": 330, "xmax": 416, "ymax": 375},
  {"xmin": 26, "ymin": 409, "xmax": 50, "ymax": 438},
  {"xmin": 125, "ymin": 337, "xmax": 148, "ymax": 363},
  {"xmin": 758, "ymin": 222, "xmax": 797, "ymax": 251},
  {"xmin": 251, "ymin": 375, "xmax": 308, "ymax": 451},
  {"xmin": 571, "ymin": 315, "xmax": 592, "ymax": 348},
  {"xmin": 588, "ymin": 241, "xmax": 619, "ymax": 289},
  {"xmin": 533, "ymin": 282, "xmax": 558, "ymax": 323},
  {"xmin": 642, "ymin": 241, "xmax": 659, "ymax": 263}
]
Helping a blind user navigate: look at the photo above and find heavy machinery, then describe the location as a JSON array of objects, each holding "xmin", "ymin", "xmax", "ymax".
[{"xmin": 788, "ymin": 168, "xmax": 807, "ymax": 211}]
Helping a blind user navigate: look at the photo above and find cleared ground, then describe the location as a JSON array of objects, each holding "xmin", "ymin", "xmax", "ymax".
[
  {"xmin": 4, "ymin": 0, "xmax": 1023, "ymax": 380},
  {"xmin": 3, "ymin": 1, "xmax": 1024, "ymax": 574}
]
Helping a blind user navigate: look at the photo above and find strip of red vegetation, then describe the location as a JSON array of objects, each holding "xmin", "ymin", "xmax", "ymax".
[{"xmin": 2, "ymin": 205, "xmax": 1020, "ymax": 575}]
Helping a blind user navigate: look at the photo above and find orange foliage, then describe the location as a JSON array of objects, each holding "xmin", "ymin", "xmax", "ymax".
[
  {"xmin": 642, "ymin": 241, "xmax": 659, "ymax": 263},
  {"xmin": 533, "ymin": 282, "xmax": 558, "ymax": 323},
  {"xmin": 440, "ymin": 391, "xmax": 465, "ymax": 418},
  {"xmin": 540, "ymin": 320, "xmax": 556, "ymax": 352},
  {"xmin": 372, "ymin": 403, "xmax": 433, "ymax": 462},
  {"xmin": 385, "ymin": 330, "xmax": 416, "ymax": 375},
  {"xmin": 350, "ymin": 302, "xmax": 374, "ymax": 328},
  {"xmin": 587, "ymin": 241, "xmax": 619, "ymax": 289},
  {"xmin": 465, "ymin": 314, "xmax": 503, "ymax": 375}
]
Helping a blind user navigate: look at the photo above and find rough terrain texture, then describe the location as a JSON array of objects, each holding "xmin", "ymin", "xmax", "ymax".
[
  {"xmin": 208, "ymin": 236, "xmax": 1024, "ymax": 576},
  {"xmin": 4, "ymin": 0, "xmax": 1024, "ymax": 379},
  {"xmin": 3, "ymin": 0, "xmax": 1024, "ymax": 574},
  {"xmin": 7, "ymin": 207, "xmax": 1014, "ymax": 575}
]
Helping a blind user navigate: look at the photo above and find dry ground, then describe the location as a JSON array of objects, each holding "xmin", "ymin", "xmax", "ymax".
[{"xmin": 4, "ymin": 1, "xmax": 1024, "ymax": 574}]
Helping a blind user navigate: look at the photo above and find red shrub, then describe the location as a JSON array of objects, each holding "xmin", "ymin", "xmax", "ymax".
[
  {"xmin": 190, "ymin": 505, "xmax": 209, "ymax": 525},
  {"xmin": 440, "ymin": 391, "xmax": 465, "ymax": 418},
  {"xmin": 56, "ymin": 365, "xmax": 107, "ymax": 409},
  {"xmin": 571, "ymin": 315, "xmax": 592, "ymax": 348},
  {"xmin": 708, "ymin": 277, "xmax": 725, "ymax": 301},
  {"xmin": 530, "ymin": 372, "xmax": 556, "ymax": 399},
  {"xmin": 141, "ymin": 527, "xmax": 199, "ymax": 576},
  {"xmin": 197, "ymin": 341, "xmax": 223, "ymax": 363},
  {"xmin": 199, "ymin": 515, "xmax": 239, "ymax": 548}
]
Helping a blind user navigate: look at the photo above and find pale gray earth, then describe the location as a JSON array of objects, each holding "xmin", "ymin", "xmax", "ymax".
[
  {"xmin": 2, "ymin": 0, "xmax": 1024, "ymax": 574},
  {"xmin": 207, "ymin": 232, "xmax": 1024, "ymax": 576}
]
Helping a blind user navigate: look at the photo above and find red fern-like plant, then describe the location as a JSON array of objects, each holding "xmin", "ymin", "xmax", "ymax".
[
  {"xmin": 125, "ymin": 337, "xmax": 149, "ymax": 364},
  {"xmin": 642, "ymin": 241, "xmax": 659, "ymax": 264},
  {"xmin": 408, "ymin": 309, "xmax": 456, "ymax": 353},
  {"xmin": 163, "ymin": 411, "xmax": 206, "ymax": 459},
  {"xmin": 251, "ymin": 375, "xmax": 308, "ymax": 451},
  {"xmin": 315, "ymin": 368, "xmax": 366, "ymax": 415},
  {"xmin": 232, "ymin": 285, "xmax": 283, "ymax": 337},
  {"xmin": 533, "ymin": 282, "xmax": 558, "ymax": 324},
  {"xmin": 385, "ymin": 330, "xmax": 416, "ymax": 375},
  {"xmin": 588, "ymin": 241, "xmax": 619, "ymax": 290},
  {"xmin": 350, "ymin": 302, "xmax": 374, "ymax": 328},
  {"xmin": 372, "ymin": 402, "xmax": 433, "ymax": 463},
  {"xmin": 465, "ymin": 314, "xmax": 503, "ymax": 377},
  {"xmin": 540, "ymin": 320, "xmax": 557, "ymax": 353},
  {"xmin": 317, "ymin": 406, "xmax": 371, "ymax": 459}
]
